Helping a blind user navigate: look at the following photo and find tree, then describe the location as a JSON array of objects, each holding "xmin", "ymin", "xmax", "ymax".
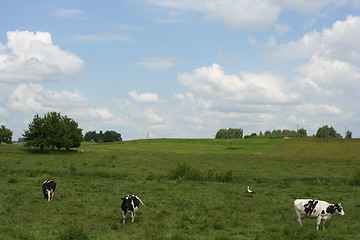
[
  {"xmin": 23, "ymin": 112, "xmax": 83, "ymax": 150},
  {"xmin": 316, "ymin": 125, "xmax": 342, "ymax": 138},
  {"xmin": 297, "ymin": 128, "xmax": 307, "ymax": 138},
  {"xmin": 103, "ymin": 130, "xmax": 122, "ymax": 142},
  {"xmin": 215, "ymin": 128, "xmax": 243, "ymax": 139},
  {"xmin": 0, "ymin": 125, "xmax": 13, "ymax": 144},
  {"xmin": 345, "ymin": 130, "xmax": 352, "ymax": 139}
]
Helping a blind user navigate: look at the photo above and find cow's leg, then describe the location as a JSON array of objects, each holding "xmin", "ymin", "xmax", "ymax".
[
  {"xmin": 51, "ymin": 190, "xmax": 54, "ymax": 200},
  {"xmin": 131, "ymin": 211, "xmax": 135, "ymax": 222},
  {"xmin": 316, "ymin": 216, "xmax": 322, "ymax": 230},
  {"xmin": 46, "ymin": 190, "xmax": 50, "ymax": 201},
  {"xmin": 322, "ymin": 220, "xmax": 326, "ymax": 230},
  {"xmin": 295, "ymin": 212, "xmax": 302, "ymax": 226},
  {"xmin": 122, "ymin": 211, "xmax": 126, "ymax": 224}
]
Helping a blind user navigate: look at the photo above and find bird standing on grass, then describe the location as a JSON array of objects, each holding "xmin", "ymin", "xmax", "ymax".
[{"xmin": 247, "ymin": 186, "xmax": 255, "ymax": 194}]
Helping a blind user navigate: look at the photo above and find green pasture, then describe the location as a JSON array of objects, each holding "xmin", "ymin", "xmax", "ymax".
[{"xmin": 1, "ymin": 138, "xmax": 360, "ymax": 239}]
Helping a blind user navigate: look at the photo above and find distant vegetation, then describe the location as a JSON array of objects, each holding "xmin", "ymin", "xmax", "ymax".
[
  {"xmin": 84, "ymin": 130, "xmax": 122, "ymax": 143},
  {"xmin": 217, "ymin": 125, "xmax": 350, "ymax": 139}
]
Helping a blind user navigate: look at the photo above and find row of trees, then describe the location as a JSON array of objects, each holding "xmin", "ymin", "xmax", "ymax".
[
  {"xmin": 84, "ymin": 130, "xmax": 122, "ymax": 143},
  {"xmin": 216, "ymin": 125, "xmax": 352, "ymax": 139}
]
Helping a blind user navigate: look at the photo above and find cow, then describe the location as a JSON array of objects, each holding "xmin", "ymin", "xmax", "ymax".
[
  {"xmin": 121, "ymin": 195, "xmax": 145, "ymax": 224},
  {"xmin": 42, "ymin": 180, "xmax": 56, "ymax": 201},
  {"xmin": 294, "ymin": 199, "xmax": 345, "ymax": 230}
]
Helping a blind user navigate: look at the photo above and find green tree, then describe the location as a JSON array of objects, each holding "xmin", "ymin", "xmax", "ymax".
[
  {"xmin": 103, "ymin": 130, "xmax": 122, "ymax": 142},
  {"xmin": 215, "ymin": 128, "xmax": 243, "ymax": 139},
  {"xmin": 297, "ymin": 128, "xmax": 307, "ymax": 138},
  {"xmin": 0, "ymin": 125, "xmax": 13, "ymax": 144},
  {"xmin": 316, "ymin": 125, "xmax": 342, "ymax": 138},
  {"xmin": 23, "ymin": 112, "xmax": 82, "ymax": 150},
  {"xmin": 345, "ymin": 130, "xmax": 352, "ymax": 139}
]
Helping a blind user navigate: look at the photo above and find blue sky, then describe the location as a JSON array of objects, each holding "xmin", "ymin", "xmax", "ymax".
[{"xmin": 1, "ymin": 0, "xmax": 360, "ymax": 140}]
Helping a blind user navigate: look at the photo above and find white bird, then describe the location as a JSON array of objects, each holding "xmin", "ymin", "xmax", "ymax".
[{"xmin": 247, "ymin": 186, "xmax": 255, "ymax": 194}]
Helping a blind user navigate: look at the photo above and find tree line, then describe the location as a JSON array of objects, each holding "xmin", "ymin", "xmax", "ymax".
[
  {"xmin": 0, "ymin": 111, "xmax": 354, "ymax": 150},
  {"xmin": 83, "ymin": 130, "xmax": 122, "ymax": 143},
  {"xmin": 215, "ymin": 125, "xmax": 352, "ymax": 139}
]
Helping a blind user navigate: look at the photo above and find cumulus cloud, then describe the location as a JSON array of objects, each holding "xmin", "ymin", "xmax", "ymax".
[
  {"xmin": 296, "ymin": 55, "xmax": 360, "ymax": 95},
  {"xmin": 269, "ymin": 15, "xmax": 360, "ymax": 63},
  {"xmin": 134, "ymin": 57, "xmax": 182, "ymax": 70},
  {"xmin": 8, "ymin": 83, "xmax": 87, "ymax": 113},
  {"xmin": 178, "ymin": 63, "xmax": 300, "ymax": 108},
  {"xmin": 0, "ymin": 30, "xmax": 84, "ymax": 82}
]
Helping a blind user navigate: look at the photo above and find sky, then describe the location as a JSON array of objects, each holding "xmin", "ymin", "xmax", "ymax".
[{"xmin": 1, "ymin": 0, "xmax": 360, "ymax": 140}]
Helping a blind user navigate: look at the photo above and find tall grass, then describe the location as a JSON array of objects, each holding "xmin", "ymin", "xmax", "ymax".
[{"xmin": 1, "ymin": 139, "xmax": 360, "ymax": 239}]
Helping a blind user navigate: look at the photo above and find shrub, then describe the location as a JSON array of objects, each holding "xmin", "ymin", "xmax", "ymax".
[
  {"xmin": 168, "ymin": 163, "xmax": 202, "ymax": 181},
  {"xmin": 168, "ymin": 163, "xmax": 234, "ymax": 183}
]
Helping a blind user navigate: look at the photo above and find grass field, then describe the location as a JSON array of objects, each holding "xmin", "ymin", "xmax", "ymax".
[{"xmin": 1, "ymin": 138, "xmax": 360, "ymax": 239}]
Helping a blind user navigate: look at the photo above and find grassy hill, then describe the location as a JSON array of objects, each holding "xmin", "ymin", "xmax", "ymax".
[{"xmin": 1, "ymin": 138, "xmax": 359, "ymax": 239}]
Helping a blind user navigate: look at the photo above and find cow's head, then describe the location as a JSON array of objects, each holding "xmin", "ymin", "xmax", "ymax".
[
  {"xmin": 121, "ymin": 196, "xmax": 132, "ymax": 210},
  {"xmin": 335, "ymin": 203, "xmax": 345, "ymax": 216}
]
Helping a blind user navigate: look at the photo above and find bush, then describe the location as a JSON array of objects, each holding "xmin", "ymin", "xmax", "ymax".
[{"xmin": 168, "ymin": 163, "xmax": 234, "ymax": 183}]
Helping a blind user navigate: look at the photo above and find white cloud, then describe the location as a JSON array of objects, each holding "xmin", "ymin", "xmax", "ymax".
[
  {"xmin": 145, "ymin": 0, "xmax": 281, "ymax": 30},
  {"xmin": 129, "ymin": 90, "xmax": 165, "ymax": 103},
  {"xmin": 88, "ymin": 108, "xmax": 114, "ymax": 120},
  {"xmin": 8, "ymin": 83, "xmax": 87, "ymax": 113},
  {"xmin": 297, "ymin": 102, "xmax": 344, "ymax": 116},
  {"xmin": 52, "ymin": 9, "xmax": 84, "ymax": 17},
  {"xmin": 145, "ymin": 108, "xmax": 164, "ymax": 123},
  {"xmin": 274, "ymin": 24, "xmax": 292, "ymax": 34},
  {"xmin": 297, "ymin": 55, "xmax": 360, "ymax": 94},
  {"xmin": 178, "ymin": 63, "xmax": 300, "ymax": 108},
  {"xmin": 271, "ymin": 0, "xmax": 357, "ymax": 14},
  {"xmin": 0, "ymin": 30, "xmax": 84, "ymax": 82},
  {"xmin": 145, "ymin": 0, "xmax": 360, "ymax": 30},
  {"xmin": 134, "ymin": 57, "xmax": 182, "ymax": 70},
  {"xmin": 270, "ymin": 15, "xmax": 360, "ymax": 63}
]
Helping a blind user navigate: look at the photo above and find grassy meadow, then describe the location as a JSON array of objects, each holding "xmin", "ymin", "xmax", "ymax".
[{"xmin": 1, "ymin": 138, "xmax": 360, "ymax": 239}]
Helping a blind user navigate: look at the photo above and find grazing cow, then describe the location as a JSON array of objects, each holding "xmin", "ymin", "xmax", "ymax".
[
  {"xmin": 121, "ymin": 195, "xmax": 145, "ymax": 223},
  {"xmin": 42, "ymin": 180, "xmax": 56, "ymax": 201},
  {"xmin": 294, "ymin": 199, "xmax": 345, "ymax": 230}
]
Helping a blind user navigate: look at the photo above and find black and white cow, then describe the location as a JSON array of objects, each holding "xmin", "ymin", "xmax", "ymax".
[
  {"xmin": 294, "ymin": 199, "xmax": 345, "ymax": 230},
  {"xmin": 121, "ymin": 195, "xmax": 145, "ymax": 223},
  {"xmin": 42, "ymin": 180, "xmax": 56, "ymax": 201}
]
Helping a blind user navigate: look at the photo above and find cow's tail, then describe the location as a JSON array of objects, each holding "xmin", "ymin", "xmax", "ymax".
[{"xmin": 136, "ymin": 196, "xmax": 146, "ymax": 208}]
